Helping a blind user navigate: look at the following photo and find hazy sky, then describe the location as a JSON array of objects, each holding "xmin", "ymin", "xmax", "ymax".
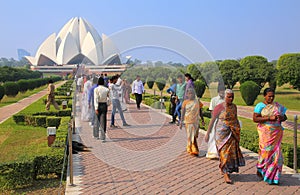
[{"xmin": 0, "ymin": 0, "xmax": 299, "ymax": 63}]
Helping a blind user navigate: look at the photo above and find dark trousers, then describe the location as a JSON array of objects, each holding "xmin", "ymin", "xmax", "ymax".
[
  {"xmin": 170, "ymin": 102, "xmax": 177, "ymax": 122},
  {"xmin": 134, "ymin": 93, "xmax": 142, "ymax": 109},
  {"xmin": 94, "ymin": 103, "xmax": 107, "ymax": 139}
]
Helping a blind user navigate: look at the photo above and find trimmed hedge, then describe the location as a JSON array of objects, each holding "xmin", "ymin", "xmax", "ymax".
[
  {"xmin": 17, "ymin": 79, "xmax": 29, "ymax": 93},
  {"xmin": 240, "ymin": 81, "xmax": 261, "ymax": 105},
  {"xmin": 0, "ymin": 152, "xmax": 64, "ymax": 189},
  {"xmin": 0, "ymin": 85, "xmax": 4, "ymax": 101},
  {"xmin": 46, "ymin": 117, "xmax": 61, "ymax": 128},
  {"xmin": 3, "ymin": 82, "xmax": 19, "ymax": 97},
  {"xmin": 155, "ymin": 78, "xmax": 166, "ymax": 91},
  {"xmin": 194, "ymin": 80, "xmax": 206, "ymax": 98}
]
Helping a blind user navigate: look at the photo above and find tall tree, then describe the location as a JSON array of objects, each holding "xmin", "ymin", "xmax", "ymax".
[
  {"xmin": 277, "ymin": 53, "xmax": 300, "ymax": 90},
  {"xmin": 239, "ymin": 56, "xmax": 275, "ymax": 89},
  {"xmin": 219, "ymin": 59, "xmax": 240, "ymax": 89}
]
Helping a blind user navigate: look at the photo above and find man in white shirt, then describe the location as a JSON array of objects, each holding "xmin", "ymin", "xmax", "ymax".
[
  {"xmin": 94, "ymin": 77, "xmax": 109, "ymax": 141},
  {"xmin": 110, "ymin": 75, "xmax": 130, "ymax": 128},
  {"xmin": 131, "ymin": 75, "xmax": 144, "ymax": 110},
  {"xmin": 77, "ymin": 76, "xmax": 83, "ymax": 93},
  {"xmin": 206, "ymin": 83, "xmax": 225, "ymax": 159}
]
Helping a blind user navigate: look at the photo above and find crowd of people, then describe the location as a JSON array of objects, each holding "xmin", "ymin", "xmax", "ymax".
[{"xmin": 73, "ymin": 72, "xmax": 287, "ymax": 185}]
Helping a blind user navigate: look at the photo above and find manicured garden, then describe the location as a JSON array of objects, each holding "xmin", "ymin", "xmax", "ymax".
[{"xmin": 0, "ymin": 80, "xmax": 74, "ymax": 194}]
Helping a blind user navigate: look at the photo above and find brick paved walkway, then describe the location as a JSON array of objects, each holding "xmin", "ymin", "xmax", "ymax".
[
  {"xmin": 0, "ymin": 81, "xmax": 66, "ymax": 124},
  {"xmin": 66, "ymin": 95, "xmax": 300, "ymax": 195}
]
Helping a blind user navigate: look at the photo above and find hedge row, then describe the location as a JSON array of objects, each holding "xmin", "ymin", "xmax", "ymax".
[
  {"xmin": 0, "ymin": 152, "xmax": 64, "ymax": 189},
  {"xmin": 0, "ymin": 77, "xmax": 62, "ymax": 101},
  {"xmin": 13, "ymin": 109, "xmax": 72, "ymax": 128}
]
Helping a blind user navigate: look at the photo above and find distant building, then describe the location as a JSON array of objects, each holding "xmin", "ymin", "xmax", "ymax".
[
  {"xmin": 17, "ymin": 49, "xmax": 30, "ymax": 60},
  {"xmin": 25, "ymin": 17, "xmax": 125, "ymax": 75}
]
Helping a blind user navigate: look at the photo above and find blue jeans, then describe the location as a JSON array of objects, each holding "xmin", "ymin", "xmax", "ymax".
[
  {"xmin": 175, "ymin": 99, "xmax": 183, "ymax": 122},
  {"xmin": 111, "ymin": 99, "xmax": 127, "ymax": 125}
]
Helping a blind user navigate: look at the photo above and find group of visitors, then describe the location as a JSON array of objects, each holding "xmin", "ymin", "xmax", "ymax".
[
  {"xmin": 203, "ymin": 86, "xmax": 287, "ymax": 185},
  {"xmin": 166, "ymin": 74, "xmax": 287, "ymax": 185},
  {"xmin": 76, "ymin": 74, "xmax": 145, "ymax": 142},
  {"xmin": 71, "ymin": 71, "xmax": 288, "ymax": 185}
]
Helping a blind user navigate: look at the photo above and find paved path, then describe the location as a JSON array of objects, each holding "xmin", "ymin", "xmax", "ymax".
[
  {"xmin": 66, "ymin": 95, "xmax": 300, "ymax": 195},
  {"xmin": 0, "ymin": 81, "xmax": 66, "ymax": 124}
]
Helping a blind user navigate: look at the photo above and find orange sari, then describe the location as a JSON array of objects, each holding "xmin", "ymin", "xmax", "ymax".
[{"xmin": 213, "ymin": 103, "xmax": 245, "ymax": 173}]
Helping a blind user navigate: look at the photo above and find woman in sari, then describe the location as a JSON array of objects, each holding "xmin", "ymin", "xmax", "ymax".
[
  {"xmin": 180, "ymin": 88, "xmax": 204, "ymax": 156},
  {"xmin": 253, "ymin": 88, "xmax": 287, "ymax": 185},
  {"xmin": 205, "ymin": 89, "xmax": 245, "ymax": 184}
]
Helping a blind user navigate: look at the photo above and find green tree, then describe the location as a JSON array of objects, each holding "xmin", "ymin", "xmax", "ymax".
[
  {"xmin": 198, "ymin": 61, "xmax": 221, "ymax": 85},
  {"xmin": 240, "ymin": 81, "xmax": 261, "ymax": 106},
  {"xmin": 186, "ymin": 64, "xmax": 201, "ymax": 81},
  {"xmin": 146, "ymin": 77, "xmax": 155, "ymax": 89},
  {"xmin": 155, "ymin": 78, "xmax": 166, "ymax": 91},
  {"xmin": 219, "ymin": 59, "xmax": 240, "ymax": 89},
  {"xmin": 277, "ymin": 53, "xmax": 300, "ymax": 90},
  {"xmin": 194, "ymin": 80, "xmax": 206, "ymax": 98},
  {"xmin": 239, "ymin": 56, "xmax": 275, "ymax": 89}
]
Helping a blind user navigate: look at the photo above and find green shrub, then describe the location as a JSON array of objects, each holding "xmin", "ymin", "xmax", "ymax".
[
  {"xmin": 155, "ymin": 78, "xmax": 166, "ymax": 91},
  {"xmin": 25, "ymin": 115, "xmax": 36, "ymax": 126},
  {"xmin": 0, "ymin": 85, "xmax": 4, "ymax": 101},
  {"xmin": 194, "ymin": 80, "xmax": 206, "ymax": 98},
  {"xmin": 27, "ymin": 80, "xmax": 36, "ymax": 90},
  {"xmin": 0, "ymin": 152, "xmax": 65, "ymax": 189},
  {"xmin": 32, "ymin": 111, "xmax": 57, "ymax": 116},
  {"xmin": 146, "ymin": 77, "xmax": 155, "ymax": 89},
  {"xmin": 33, "ymin": 153, "xmax": 64, "ymax": 178},
  {"xmin": 35, "ymin": 116, "xmax": 47, "ymax": 128},
  {"xmin": 46, "ymin": 117, "xmax": 61, "ymax": 128},
  {"xmin": 240, "ymin": 81, "xmax": 261, "ymax": 105},
  {"xmin": 17, "ymin": 79, "xmax": 29, "ymax": 93},
  {"xmin": 0, "ymin": 160, "xmax": 35, "ymax": 189},
  {"xmin": 58, "ymin": 109, "xmax": 71, "ymax": 117},
  {"xmin": 3, "ymin": 82, "xmax": 19, "ymax": 97},
  {"xmin": 143, "ymin": 98, "xmax": 155, "ymax": 107},
  {"xmin": 13, "ymin": 114, "xmax": 25, "ymax": 124}
]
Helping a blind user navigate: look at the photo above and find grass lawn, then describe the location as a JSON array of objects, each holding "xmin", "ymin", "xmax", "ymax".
[
  {"xmin": 0, "ymin": 97, "xmax": 63, "ymax": 163},
  {"xmin": 0, "ymin": 85, "xmax": 48, "ymax": 108},
  {"xmin": 0, "ymin": 95, "xmax": 67, "ymax": 193}
]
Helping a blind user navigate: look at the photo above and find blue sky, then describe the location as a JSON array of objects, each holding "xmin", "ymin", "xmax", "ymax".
[{"xmin": 0, "ymin": 0, "xmax": 299, "ymax": 63}]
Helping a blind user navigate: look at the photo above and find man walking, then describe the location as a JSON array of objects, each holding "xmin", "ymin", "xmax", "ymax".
[
  {"xmin": 45, "ymin": 79, "xmax": 60, "ymax": 110},
  {"xmin": 94, "ymin": 77, "xmax": 109, "ymax": 142},
  {"xmin": 132, "ymin": 75, "xmax": 144, "ymax": 110},
  {"xmin": 110, "ymin": 75, "xmax": 130, "ymax": 128}
]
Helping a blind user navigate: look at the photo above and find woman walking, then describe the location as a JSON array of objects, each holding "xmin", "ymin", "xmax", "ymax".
[
  {"xmin": 253, "ymin": 88, "xmax": 287, "ymax": 185},
  {"xmin": 205, "ymin": 89, "xmax": 245, "ymax": 184},
  {"xmin": 180, "ymin": 88, "xmax": 204, "ymax": 156}
]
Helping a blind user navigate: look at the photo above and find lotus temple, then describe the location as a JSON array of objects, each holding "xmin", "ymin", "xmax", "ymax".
[{"xmin": 26, "ymin": 17, "xmax": 127, "ymax": 75}]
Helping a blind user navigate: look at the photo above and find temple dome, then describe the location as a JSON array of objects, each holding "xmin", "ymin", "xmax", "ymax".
[{"xmin": 25, "ymin": 17, "xmax": 121, "ymax": 66}]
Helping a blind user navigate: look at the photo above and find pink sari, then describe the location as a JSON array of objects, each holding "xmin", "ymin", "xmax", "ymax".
[{"xmin": 255, "ymin": 102, "xmax": 287, "ymax": 184}]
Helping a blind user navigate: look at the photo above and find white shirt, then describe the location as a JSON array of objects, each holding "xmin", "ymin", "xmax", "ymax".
[
  {"xmin": 132, "ymin": 80, "xmax": 144, "ymax": 94},
  {"xmin": 110, "ymin": 83, "xmax": 122, "ymax": 100},
  {"xmin": 209, "ymin": 95, "xmax": 224, "ymax": 111},
  {"xmin": 94, "ymin": 85, "xmax": 109, "ymax": 110},
  {"xmin": 77, "ymin": 77, "xmax": 83, "ymax": 86}
]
